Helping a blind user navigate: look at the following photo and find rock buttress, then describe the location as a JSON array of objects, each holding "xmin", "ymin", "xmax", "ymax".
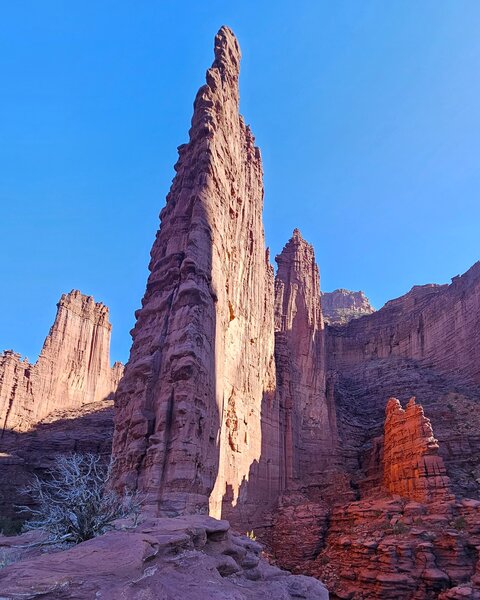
[{"xmin": 111, "ymin": 27, "xmax": 278, "ymax": 521}]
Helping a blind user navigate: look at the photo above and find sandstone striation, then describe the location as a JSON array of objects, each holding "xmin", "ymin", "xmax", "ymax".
[
  {"xmin": 321, "ymin": 289, "xmax": 375, "ymax": 325},
  {"xmin": 0, "ymin": 290, "xmax": 122, "ymax": 433},
  {"xmin": 3, "ymin": 23, "xmax": 480, "ymax": 600},
  {"xmin": 111, "ymin": 26, "xmax": 279, "ymax": 524},
  {"xmin": 383, "ymin": 397, "xmax": 452, "ymax": 502},
  {"xmin": 327, "ymin": 262, "xmax": 480, "ymax": 385},
  {"xmin": 309, "ymin": 496, "xmax": 480, "ymax": 599},
  {"xmin": 274, "ymin": 229, "xmax": 337, "ymax": 488}
]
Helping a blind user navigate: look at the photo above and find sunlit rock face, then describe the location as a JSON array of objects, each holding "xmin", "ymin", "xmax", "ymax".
[
  {"xmin": 111, "ymin": 26, "xmax": 279, "ymax": 523},
  {"xmin": 383, "ymin": 397, "xmax": 452, "ymax": 502},
  {"xmin": 0, "ymin": 291, "xmax": 121, "ymax": 523},
  {"xmin": 0, "ymin": 290, "xmax": 122, "ymax": 433}
]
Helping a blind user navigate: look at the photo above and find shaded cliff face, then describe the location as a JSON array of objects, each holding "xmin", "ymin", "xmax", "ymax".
[
  {"xmin": 0, "ymin": 290, "xmax": 122, "ymax": 433},
  {"xmin": 321, "ymin": 289, "xmax": 375, "ymax": 325},
  {"xmin": 274, "ymin": 229, "xmax": 337, "ymax": 487},
  {"xmin": 0, "ymin": 399, "xmax": 114, "ymax": 526},
  {"xmin": 111, "ymin": 27, "xmax": 278, "ymax": 521}
]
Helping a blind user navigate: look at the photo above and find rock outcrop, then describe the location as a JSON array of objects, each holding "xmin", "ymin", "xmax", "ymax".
[
  {"xmin": 309, "ymin": 496, "xmax": 480, "ymax": 600},
  {"xmin": 0, "ymin": 515, "xmax": 329, "ymax": 600},
  {"xmin": 0, "ymin": 290, "xmax": 122, "ymax": 433},
  {"xmin": 112, "ymin": 26, "xmax": 279, "ymax": 524},
  {"xmin": 321, "ymin": 289, "xmax": 375, "ymax": 325},
  {"xmin": 274, "ymin": 229, "xmax": 337, "ymax": 488},
  {"xmin": 383, "ymin": 397, "xmax": 452, "ymax": 502}
]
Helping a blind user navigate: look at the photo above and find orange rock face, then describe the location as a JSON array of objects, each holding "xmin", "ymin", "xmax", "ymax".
[
  {"xmin": 0, "ymin": 290, "xmax": 122, "ymax": 433},
  {"xmin": 383, "ymin": 397, "xmax": 452, "ymax": 502},
  {"xmin": 3, "ymin": 24, "xmax": 479, "ymax": 600},
  {"xmin": 111, "ymin": 26, "xmax": 279, "ymax": 523},
  {"xmin": 309, "ymin": 496, "xmax": 480, "ymax": 600}
]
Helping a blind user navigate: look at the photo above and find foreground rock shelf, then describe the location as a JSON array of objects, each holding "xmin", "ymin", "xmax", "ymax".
[{"xmin": 0, "ymin": 516, "xmax": 328, "ymax": 600}]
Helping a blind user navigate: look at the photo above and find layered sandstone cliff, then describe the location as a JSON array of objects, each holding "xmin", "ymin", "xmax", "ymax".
[
  {"xmin": 327, "ymin": 262, "xmax": 480, "ymax": 386},
  {"xmin": 0, "ymin": 290, "xmax": 122, "ymax": 433},
  {"xmin": 112, "ymin": 26, "xmax": 279, "ymax": 524},
  {"xmin": 321, "ymin": 289, "xmax": 375, "ymax": 325}
]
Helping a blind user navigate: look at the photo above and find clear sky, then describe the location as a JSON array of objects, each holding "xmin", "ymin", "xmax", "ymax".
[{"xmin": 1, "ymin": 1, "xmax": 479, "ymax": 364}]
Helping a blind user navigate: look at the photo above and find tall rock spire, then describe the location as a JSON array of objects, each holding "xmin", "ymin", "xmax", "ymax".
[
  {"xmin": 275, "ymin": 230, "xmax": 337, "ymax": 487},
  {"xmin": 111, "ymin": 26, "xmax": 279, "ymax": 520}
]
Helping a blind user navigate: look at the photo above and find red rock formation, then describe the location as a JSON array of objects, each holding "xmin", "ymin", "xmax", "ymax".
[
  {"xmin": 274, "ymin": 229, "xmax": 337, "ymax": 487},
  {"xmin": 383, "ymin": 397, "xmax": 452, "ymax": 502},
  {"xmin": 111, "ymin": 26, "xmax": 279, "ymax": 523},
  {"xmin": 322, "ymin": 288, "xmax": 375, "ymax": 325},
  {"xmin": 0, "ymin": 290, "xmax": 122, "ymax": 433},
  {"xmin": 328, "ymin": 262, "xmax": 480, "ymax": 386},
  {"xmin": 271, "ymin": 492, "xmax": 330, "ymax": 571},
  {"xmin": 309, "ymin": 497, "xmax": 480, "ymax": 600}
]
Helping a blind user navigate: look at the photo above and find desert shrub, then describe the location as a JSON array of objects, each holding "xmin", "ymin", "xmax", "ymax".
[{"xmin": 21, "ymin": 453, "xmax": 141, "ymax": 545}]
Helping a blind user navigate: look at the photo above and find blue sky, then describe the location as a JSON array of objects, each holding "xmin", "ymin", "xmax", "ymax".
[{"xmin": 1, "ymin": 1, "xmax": 479, "ymax": 364}]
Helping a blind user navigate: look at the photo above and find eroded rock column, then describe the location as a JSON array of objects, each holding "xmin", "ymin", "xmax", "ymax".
[
  {"xmin": 0, "ymin": 290, "xmax": 121, "ymax": 433},
  {"xmin": 112, "ymin": 27, "xmax": 278, "ymax": 521},
  {"xmin": 383, "ymin": 397, "xmax": 452, "ymax": 502}
]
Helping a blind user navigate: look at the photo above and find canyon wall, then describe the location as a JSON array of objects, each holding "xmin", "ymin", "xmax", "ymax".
[
  {"xmin": 0, "ymin": 290, "xmax": 121, "ymax": 525},
  {"xmin": 111, "ymin": 26, "xmax": 279, "ymax": 523},
  {"xmin": 0, "ymin": 290, "xmax": 122, "ymax": 433},
  {"xmin": 327, "ymin": 262, "xmax": 480, "ymax": 386},
  {"xmin": 325, "ymin": 262, "xmax": 480, "ymax": 501}
]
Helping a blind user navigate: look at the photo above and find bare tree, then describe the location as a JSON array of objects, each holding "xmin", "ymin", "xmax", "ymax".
[{"xmin": 21, "ymin": 453, "xmax": 141, "ymax": 545}]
